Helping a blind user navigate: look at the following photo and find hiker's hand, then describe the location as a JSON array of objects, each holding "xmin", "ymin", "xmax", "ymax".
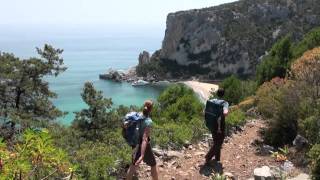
[{"xmin": 135, "ymin": 156, "xmax": 144, "ymax": 165}]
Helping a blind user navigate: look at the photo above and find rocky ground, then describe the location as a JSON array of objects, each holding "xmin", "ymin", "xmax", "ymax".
[{"xmin": 133, "ymin": 119, "xmax": 308, "ymax": 180}]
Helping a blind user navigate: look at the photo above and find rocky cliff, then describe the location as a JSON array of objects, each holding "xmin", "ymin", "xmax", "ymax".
[{"xmin": 152, "ymin": 0, "xmax": 320, "ymax": 79}]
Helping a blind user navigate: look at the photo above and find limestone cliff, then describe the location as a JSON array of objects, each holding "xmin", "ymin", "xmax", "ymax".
[{"xmin": 153, "ymin": 0, "xmax": 320, "ymax": 79}]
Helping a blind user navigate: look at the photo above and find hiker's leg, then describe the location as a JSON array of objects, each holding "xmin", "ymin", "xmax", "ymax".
[
  {"xmin": 151, "ymin": 165, "xmax": 159, "ymax": 180},
  {"xmin": 126, "ymin": 164, "xmax": 137, "ymax": 180},
  {"xmin": 205, "ymin": 133, "xmax": 217, "ymax": 162},
  {"xmin": 215, "ymin": 133, "xmax": 225, "ymax": 161}
]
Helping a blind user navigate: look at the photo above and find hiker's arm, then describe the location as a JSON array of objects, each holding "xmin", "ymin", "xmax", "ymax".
[
  {"xmin": 135, "ymin": 127, "xmax": 150, "ymax": 165},
  {"xmin": 140, "ymin": 127, "xmax": 150, "ymax": 157},
  {"xmin": 223, "ymin": 101, "xmax": 229, "ymax": 117}
]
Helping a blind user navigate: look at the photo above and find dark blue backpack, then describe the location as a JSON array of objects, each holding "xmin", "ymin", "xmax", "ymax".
[
  {"xmin": 122, "ymin": 112, "xmax": 145, "ymax": 147},
  {"xmin": 204, "ymin": 100, "xmax": 224, "ymax": 132}
]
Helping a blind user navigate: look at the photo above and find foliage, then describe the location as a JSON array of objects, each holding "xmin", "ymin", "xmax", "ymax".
[
  {"xmin": 225, "ymin": 109, "xmax": 246, "ymax": 131},
  {"xmin": 270, "ymin": 145, "xmax": 289, "ymax": 162},
  {"xmin": 256, "ymin": 78, "xmax": 286, "ymax": 118},
  {"xmin": 72, "ymin": 82, "xmax": 115, "ymax": 140},
  {"xmin": 211, "ymin": 75, "xmax": 257, "ymax": 105},
  {"xmin": 136, "ymin": 60, "xmax": 165, "ymax": 79},
  {"xmin": 308, "ymin": 144, "xmax": 320, "ymax": 180},
  {"xmin": 290, "ymin": 47, "xmax": 320, "ymax": 105},
  {"xmin": 293, "ymin": 27, "xmax": 320, "ymax": 58},
  {"xmin": 256, "ymin": 35, "xmax": 293, "ymax": 85},
  {"xmin": 256, "ymin": 78, "xmax": 300, "ymax": 146},
  {"xmin": 0, "ymin": 129, "xmax": 73, "ymax": 179},
  {"xmin": 238, "ymin": 96, "xmax": 255, "ymax": 112},
  {"xmin": 0, "ymin": 44, "xmax": 66, "ymax": 127},
  {"xmin": 152, "ymin": 84, "xmax": 206, "ymax": 149},
  {"xmin": 212, "ymin": 173, "xmax": 227, "ymax": 180}
]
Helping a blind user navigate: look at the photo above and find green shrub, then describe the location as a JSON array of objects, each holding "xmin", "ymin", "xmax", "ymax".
[
  {"xmin": 256, "ymin": 35, "xmax": 293, "ymax": 85},
  {"xmin": 308, "ymin": 144, "xmax": 320, "ymax": 180},
  {"xmin": 256, "ymin": 78, "xmax": 285, "ymax": 119},
  {"xmin": 225, "ymin": 109, "xmax": 246, "ymax": 134},
  {"xmin": 213, "ymin": 76, "xmax": 257, "ymax": 105},
  {"xmin": 152, "ymin": 123, "xmax": 193, "ymax": 149},
  {"xmin": 151, "ymin": 84, "xmax": 206, "ymax": 149},
  {"xmin": 293, "ymin": 27, "xmax": 320, "ymax": 58},
  {"xmin": 299, "ymin": 115, "xmax": 320, "ymax": 145}
]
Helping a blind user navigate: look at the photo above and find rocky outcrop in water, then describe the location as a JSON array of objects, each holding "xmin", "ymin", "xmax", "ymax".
[{"xmin": 150, "ymin": 0, "xmax": 320, "ymax": 79}]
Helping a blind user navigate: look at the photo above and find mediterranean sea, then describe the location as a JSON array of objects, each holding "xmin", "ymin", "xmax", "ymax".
[{"xmin": 0, "ymin": 25, "xmax": 166, "ymax": 124}]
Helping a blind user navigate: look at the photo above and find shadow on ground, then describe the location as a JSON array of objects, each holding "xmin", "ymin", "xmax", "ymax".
[{"xmin": 199, "ymin": 161, "xmax": 224, "ymax": 176}]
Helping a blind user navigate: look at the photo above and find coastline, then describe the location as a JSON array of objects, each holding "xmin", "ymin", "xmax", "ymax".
[{"xmin": 182, "ymin": 81, "xmax": 219, "ymax": 103}]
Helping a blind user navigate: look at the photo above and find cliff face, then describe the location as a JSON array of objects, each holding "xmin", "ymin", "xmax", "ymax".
[{"xmin": 156, "ymin": 0, "xmax": 320, "ymax": 78}]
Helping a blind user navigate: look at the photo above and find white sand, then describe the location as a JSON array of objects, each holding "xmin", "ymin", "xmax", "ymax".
[{"xmin": 183, "ymin": 81, "xmax": 219, "ymax": 102}]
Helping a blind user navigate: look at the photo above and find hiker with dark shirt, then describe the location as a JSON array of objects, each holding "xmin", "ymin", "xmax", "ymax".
[
  {"xmin": 204, "ymin": 88, "xmax": 229, "ymax": 164},
  {"xmin": 126, "ymin": 100, "xmax": 158, "ymax": 180}
]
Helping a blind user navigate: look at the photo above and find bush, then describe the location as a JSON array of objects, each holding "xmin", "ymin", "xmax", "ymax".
[
  {"xmin": 151, "ymin": 84, "xmax": 206, "ymax": 149},
  {"xmin": 256, "ymin": 78, "xmax": 286, "ymax": 119},
  {"xmin": 256, "ymin": 35, "xmax": 293, "ymax": 85},
  {"xmin": 293, "ymin": 27, "xmax": 320, "ymax": 58},
  {"xmin": 308, "ymin": 144, "xmax": 320, "ymax": 180},
  {"xmin": 214, "ymin": 75, "xmax": 257, "ymax": 105},
  {"xmin": 152, "ymin": 123, "xmax": 193, "ymax": 149},
  {"xmin": 0, "ymin": 129, "xmax": 73, "ymax": 179},
  {"xmin": 225, "ymin": 109, "xmax": 246, "ymax": 133},
  {"xmin": 257, "ymin": 78, "xmax": 300, "ymax": 147}
]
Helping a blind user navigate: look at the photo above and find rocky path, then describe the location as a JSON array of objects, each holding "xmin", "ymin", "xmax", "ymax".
[{"xmin": 134, "ymin": 119, "xmax": 305, "ymax": 180}]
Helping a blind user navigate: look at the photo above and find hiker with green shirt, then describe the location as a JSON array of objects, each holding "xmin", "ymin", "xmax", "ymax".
[
  {"xmin": 126, "ymin": 100, "xmax": 158, "ymax": 180},
  {"xmin": 204, "ymin": 88, "xmax": 229, "ymax": 164}
]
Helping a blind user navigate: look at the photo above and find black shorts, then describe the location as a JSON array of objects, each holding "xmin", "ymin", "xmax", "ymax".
[{"xmin": 132, "ymin": 143, "xmax": 156, "ymax": 167}]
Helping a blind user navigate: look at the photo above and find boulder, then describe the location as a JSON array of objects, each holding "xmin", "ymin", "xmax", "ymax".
[
  {"xmin": 280, "ymin": 160, "xmax": 294, "ymax": 173},
  {"xmin": 288, "ymin": 173, "xmax": 310, "ymax": 180},
  {"xmin": 254, "ymin": 166, "xmax": 272, "ymax": 180},
  {"xmin": 293, "ymin": 135, "xmax": 309, "ymax": 150},
  {"xmin": 99, "ymin": 69, "xmax": 123, "ymax": 82},
  {"xmin": 260, "ymin": 145, "xmax": 275, "ymax": 155}
]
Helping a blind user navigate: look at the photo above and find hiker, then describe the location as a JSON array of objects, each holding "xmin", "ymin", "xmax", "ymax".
[
  {"xmin": 126, "ymin": 100, "xmax": 158, "ymax": 180},
  {"xmin": 204, "ymin": 88, "xmax": 229, "ymax": 164}
]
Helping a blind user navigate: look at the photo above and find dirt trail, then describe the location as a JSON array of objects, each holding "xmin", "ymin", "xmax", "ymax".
[{"xmin": 135, "ymin": 119, "xmax": 283, "ymax": 180}]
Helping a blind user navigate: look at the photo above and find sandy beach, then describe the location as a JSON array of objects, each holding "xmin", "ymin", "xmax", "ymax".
[{"xmin": 183, "ymin": 81, "xmax": 219, "ymax": 103}]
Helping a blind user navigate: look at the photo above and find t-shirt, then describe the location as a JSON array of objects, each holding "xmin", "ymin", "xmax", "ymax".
[
  {"xmin": 209, "ymin": 98, "xmax": 229, "ymax": 112},
  {"xmin": 138, "ymin": 116, "xmax": 153, "ymax": 140}
]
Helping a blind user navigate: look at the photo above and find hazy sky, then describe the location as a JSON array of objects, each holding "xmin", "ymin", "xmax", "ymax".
[{"xmin": 0, "ymin": 0, "xmax": 236, "ymax": 28}]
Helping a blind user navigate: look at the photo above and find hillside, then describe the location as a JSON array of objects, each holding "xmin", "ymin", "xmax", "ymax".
[{"xmin": 140, "ymin": 0, "xmax": 320, "ymax": 79}]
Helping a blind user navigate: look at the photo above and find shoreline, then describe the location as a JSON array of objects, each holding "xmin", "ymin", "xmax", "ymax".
[{"xmin": 182, "ymin": 81, "xmax": 219, "ymax": 103}]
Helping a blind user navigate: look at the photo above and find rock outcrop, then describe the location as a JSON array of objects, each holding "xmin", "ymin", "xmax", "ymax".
[
  {"xmin": 138, "ymin": 51, "xmax": 151, "ymax": 65},
  {"xmin": 152, "ymin": 0, "xmax": 320, "ymax": 78}
]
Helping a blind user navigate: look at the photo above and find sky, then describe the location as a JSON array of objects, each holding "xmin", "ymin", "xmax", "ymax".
[{"xmin": 0, "ymin": 0, "xmax": 236, "ymax": 29}]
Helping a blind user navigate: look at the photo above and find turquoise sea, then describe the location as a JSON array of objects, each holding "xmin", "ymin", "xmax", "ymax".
[{"xmin": 0, "ymin": 26, "xmax": 166, "ymax": 124}]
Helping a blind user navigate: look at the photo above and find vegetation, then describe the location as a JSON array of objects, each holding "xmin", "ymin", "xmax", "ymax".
[
  {"xmin": 256, "ymin": 27, "xmax": 320, "ymax": 85},
  {"xmin": 152, "ymin": 84, "xmax": 206, "ymax": 149},
  {"xmin": 256, "ymin": 35, "xmax": 293, "ymax": 85},
  {"xmin": 211, "ymin": 75, "xmax": 257, "ymax": 105},
  {"xmin": 1, "ymin": 26, "xmax": 320, "ymax": 178},
  {"xmin": 0, "ymin": 44, "xmax": 67, "ymax": 128},
  {"xmin": 0, "ymin": 129, "xmax": 73, "ymax": 179}
]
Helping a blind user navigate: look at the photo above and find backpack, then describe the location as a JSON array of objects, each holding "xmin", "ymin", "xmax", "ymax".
[
  {"xmin": 121, "ymin": 112, "xmax": 145, "ymax": 147},
  {"xmin": 204, "ymin": 99, "xmax": 224, "ymax": 132}
]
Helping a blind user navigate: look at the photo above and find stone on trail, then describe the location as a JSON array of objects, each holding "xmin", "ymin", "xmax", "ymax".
[
  {"xmin": 288, "ymin": 173, "xmax": 310, "ymax": 180},
  {"xmin": 254, "ymin": 166, "xmax": 272, "ymax": 180},
  {"xmin": 152, "ymin": 148, "xmax": 164, "ymax": 157},
  {"xmin": 164, "ymin": 150, "xmax": 184, "ymax": 160}
]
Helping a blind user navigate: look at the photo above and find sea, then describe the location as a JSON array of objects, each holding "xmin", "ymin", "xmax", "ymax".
[{"xmin": 0, "ymin": 25, "xmax": 167, "ymax": 124}]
